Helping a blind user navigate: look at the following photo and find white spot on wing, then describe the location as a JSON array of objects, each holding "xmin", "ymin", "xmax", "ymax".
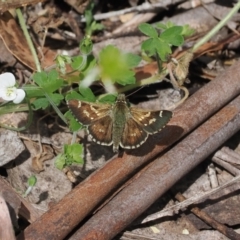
[
  {"xmin": 83, "ymin": 110, "xmax": 90, "ymax": 117},
  {"xmin": 149, "ymin": 118, "xmax": 156, "ymax": 124}
]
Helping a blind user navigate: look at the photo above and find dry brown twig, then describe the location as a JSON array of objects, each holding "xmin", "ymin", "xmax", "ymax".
[
  {"xmin": 142, "ymin": 174, "xmax": 240, "ymax": 223},
  {"xmin": 175, "ymin": 193, "xmax": 240, "ymax": 240}
]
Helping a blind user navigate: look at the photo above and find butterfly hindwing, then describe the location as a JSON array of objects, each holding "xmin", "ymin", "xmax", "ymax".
[
  {"xmin": 130, "ymin": 108, "xmax": 173, "ymax": 134},
  {"xmin": 87, "ymin": 115, "xmax": 113, "ymax": 145},
  {"xmin": 120, "ymin": 118, "xmax": 148, "ymax": 149}
]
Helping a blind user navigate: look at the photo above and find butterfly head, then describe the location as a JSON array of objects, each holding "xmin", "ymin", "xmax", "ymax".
[{"xmin": 116, "ymin": 94, "xmax": 126, "ymax": 103}]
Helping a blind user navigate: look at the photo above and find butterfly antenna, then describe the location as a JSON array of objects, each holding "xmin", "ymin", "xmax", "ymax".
[{"xmin": 125, "ymin": 86, "xmax": 145, "ymax": 98}]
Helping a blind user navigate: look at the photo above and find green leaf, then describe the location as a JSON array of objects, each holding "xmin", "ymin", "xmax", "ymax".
[
  {"xmin": 79, "ymin": 87, "xmax": 96, "ymax": 102},
  {"xmin": 98, "ymin": 94, "xmax": 117, "ymax": 103},
  {"xmin": 49, "ymin": 93, "xmax": 64, "ymax": 106},
  {"xmin": 154, "ymin": 22, "xmax": 167, "ymax": 30},
  {"xmin": 71, "ymin": 56, "xmax": 86, "ymax": 70},
  {"xmin": 138, "ymin": 23, "xmax": 158, "ymax": 38},
  {"xmin": 66, "ymin": 91, "xmax": 83, "ymax": 101},
  {"xmin": 32, "ymin": 98, "xmax": 49, "ymax": 110},
  {"xmin": 55, "ymin": 153, "xmax": 66, "ymax": 169},
  {"xmin": 160, "ymin": 26, "xmax": 184, "ymax": 46},
  {"xmin": 47, "ymin": 70, "xmax": 63, "ymax": 92},
  {"xmin": 32, "ymin": 71, "xmax": 47, "ymax": 86},
  {"xmin": 90, "ymin": 22, "xmax": 104, "ymax": 32},
  {"xmin": 141, "ymin": 38, "xmax": 156, "ymax": 56},
  {"xmin": 116, "ymin": 71, "xmax": 136, "ymax": 85},
  {"xmin": 23, "ymin": 85, "xmax": 44, "ymax": 98},
  {"xmin": 32, "ymin": 70, "xmax": 63, "ymax": 94},
  {"xmin": 55, "ymin": 144, "xmax": 84, "ymax": 169},
  {"xmin": 27, "ymin": 175, "xmax": 37, "ymax": 186},
  {"xmin": 142, "ymin": 37, "xmax": 172, "ymax": 61},
  {"xmin": 65, "ymin": 88, "xmax": 96, "ymax": 102},
  {"xmin": 24, "ymin": 63, "xmax": 66, "ymax": 123},
  {"xmin": 165, "ymin": 21, "xmax": 175, "ymax": 28},
  {"xmin": 98, "ymin": 45, "xmax": 137, "ymax": 85},
  {"xmin": 168, "ymin": 34, "xmax": 184, "ymax": 46},
  {"xmin": 125, "ymin": 53, "xmax": 141, "ymax": 68},
  {"xmin": 65, "ymin": 143, "xmax": 83, "ymax": 164},
  {"xmin": 55, "ymin": 55, "xmax": 72, "ymax": 74},
  {"xmin": 84, "ymin": 1, "xmax": 94, "ymax": 28},
  {"xmin": 181, "ymin": 25, "xmax": 195, "ymax": 37},
  {"xmin": 79, "ymin": 36, "xmax": 93, "ymax": 55},
  {"xmin": 48, "ymin": 69, "xmax": 59, "ymax": 81},
  {"xmin": 155, "ymin": 39, "xmax": 172, "ymax": 61},
  {"xmin": 65, "ymin": 110, "xmax": 82, "ymax": 131},
  {"xmin": 155, "ymin": 21, "xmax": 175, "ymax": 30},
  {"xmin": 80, "ymin": 55, "xmax": 97, "ymax": 79},
  {"xmin": 57, "ymin": 144, "xmax": 84, "ymax": 167}
]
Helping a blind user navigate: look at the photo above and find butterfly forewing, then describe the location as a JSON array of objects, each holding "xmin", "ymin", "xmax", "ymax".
[
  {"xmin": 130, "ymin": 108, "xmax": 173, "ymax": 134},
  {"xmin": 88, "ymin": 115, "xmax": 113, "ymax": 145},
  {"xmin": 120, "ymin": 118, "xmax": 148, "ymax": 149},
  {"xmin": 68, "ymin": 99, "xmax": 112, "ymax": 125}
]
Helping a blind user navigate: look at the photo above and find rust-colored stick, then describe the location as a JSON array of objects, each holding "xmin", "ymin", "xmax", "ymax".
[
  {"xmin": 73, "ymin": 93, "xmax": 240, "ymax": 240},
  {"xmin": 18, "ymin": 61, "xmax": 240, "ymax": 240}
]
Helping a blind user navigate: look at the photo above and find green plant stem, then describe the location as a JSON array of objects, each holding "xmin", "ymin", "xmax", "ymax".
[
  {"xmin": 23, "ymin": 186, "xmax": 33, "ymax": 197},
  {"xmin": 24, "ymin": 85, "xmax": 67, "ymax": 125},
  {"xmin": 71, "ymin": 132, "xmax": 77, "ymax": 144},
  {"xmin": 0, "ymin": 104, "xmax": 29, "ymax": 114},
  {"xmin": 43, "ymin": 91, "xmax": 68, "ymax": 124},
  {"xmin": 192, "ymin": 2, "xmax": 240, "ymax": 52},
  {"xmin": 16, "ymin": 8, "xmax": 41, "ymax": 72},
  {"xmin": 155, "ymin": 51, "xmax": 162, "ymax": 73}
]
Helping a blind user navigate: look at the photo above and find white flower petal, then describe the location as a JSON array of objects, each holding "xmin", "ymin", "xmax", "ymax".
[
  {"xmin": 0, "ymin": 73, "xmax": 16, "ymax": 88},
  {"xmin": 0, "ymin": 87, "xmax": 17, "ymax": 101},
  {"xmin": 13, "ymin": 89, "xmax": 26, "ymax": 104}
]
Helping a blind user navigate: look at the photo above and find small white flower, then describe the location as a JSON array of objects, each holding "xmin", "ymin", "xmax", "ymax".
[{"xmin": 0, "ymin": 72, "xmax": 25, "ymax": 104}]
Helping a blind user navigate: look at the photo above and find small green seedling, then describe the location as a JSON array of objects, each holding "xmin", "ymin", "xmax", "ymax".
[
  {"xmin": 55, "ymin": 143, "xmax": 84, "ymax": 170},
  {"xmin": 23, "ymin": 175, "xmax": 37, "ymax": 197}
]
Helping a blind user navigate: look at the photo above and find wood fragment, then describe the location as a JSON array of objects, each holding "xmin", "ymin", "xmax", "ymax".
[
  {"xmin": 175, "ymin": 193, "xmax": 240, "ymax": 240},
  {"xmin": 0, "ymin": 195, "xmax": 16, "ymax": 240}
]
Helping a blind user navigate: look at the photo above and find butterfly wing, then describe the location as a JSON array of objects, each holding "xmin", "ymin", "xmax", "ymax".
[
  {"xmin": 67, "ymin": 99, "xmax": 112, "ymax": 125},
  {"xmin": 130, "ymin": 108, "xmax": 173, "ymax": 134},
  {"xmin": 120, "ymin": 118, "xmax": 148, "ymax": 149},
  {"xmin": 68, "ymin": 99, "xmax": 113, "ymax": 145},
  {"xmin": 88, "ymin": 115, "xmax": 113, "ymax": 145}
]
